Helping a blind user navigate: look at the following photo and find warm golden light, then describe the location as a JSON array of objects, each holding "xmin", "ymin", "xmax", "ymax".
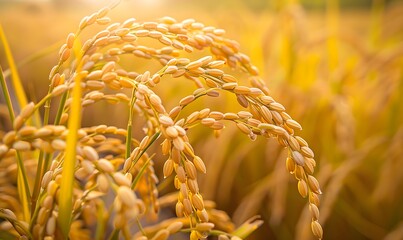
[{"xmin": 0, "ymin": 1, "xmax": 402, "ymax": 239}]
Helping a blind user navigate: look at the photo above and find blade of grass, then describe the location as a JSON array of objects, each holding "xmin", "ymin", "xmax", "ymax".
[
  {"xmin": 31, "ymin": 91, "xmax": 67, "ymax": 213},
  {"xmin": 126, "ymin": 88, "xmax": 137, "ymax": 159},
  {"xmin": 0, "ymin": 24, "xmax": 38, "ymax": 126},
  {"xmin": 128, "ymin": 132, "xmax": 161, "ymax": 174},
  {"xmin": 16, "ymin": 152, "xmax": 32, "ymax": 221},
  {"xmin": 131, "ymin": 157, "xmax": 152, "ymax": 189},
  {"xmin": 31, "ymin": 91, "xmax": 66, "ymax": 212},
  {"xmin": 29, "ymin": 187, "xmax": 47, "ymax": 232},
  {"xmin": 231, "ymin": 216, "xmax": 264, "ymax": 239},
  {"xmin": 2, "ymin": 40, "xmax": 63, "ymax": 79},
  {"xmin": 135, "ymin": 217, "xmax": 146, "ymax": 237},
  {"xmin": 0, "ymin": 65, "xmax": 31, "ymax": 221},
  {"xmin": 30, "ymin": 150, "xmax": 45, "ymax": 213},
  {"xmin": 1, "ymin": 26, "xmax": 40, "ymax": 220},
  {"xmin": 54, "ymin": 91, "xmax": 69, "ymax": 125},
  {"xmin": 1, "ymin": 39, "xmax": 62, "ymax": 127},
  {"xmin": 31, "ymin": 85, "xmax": 69, "ymax": 213},
  {"xmin": 57, "ymin": 40, "xmax": 83, "ymax": 238},
  {"xmin": 31, "ymin": 50, "xmax": 69, "ymax": 219},
  {"xmin": 31, "ymin": 44, "xmax": 65, "ymax": 230},
  {"xmin": 0, "ymin": 65, "xmax": 15, "ymax": 122},
  {"xmin": 0, "ymin": 24, "xmax": 28, "ymax": 108}
]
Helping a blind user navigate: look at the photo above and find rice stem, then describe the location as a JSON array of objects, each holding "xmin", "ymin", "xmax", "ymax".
[
  {"xmin": 57, "ymin": 40, "xmax": 84, "ymax": 238},
  {"xmin": 0, "ymin": 65, "xmax": 15, "ymax": 122},
  {"xmin": 0, "ymin": 24, "xmax": 28, "ymax": 113},
  {"xmin": 126, "ymin": 88, "xmax": 137, "ymax": 159},
  {"xmin": 1, "ymin": 65, "xmax": 31, "ymax": 222}
]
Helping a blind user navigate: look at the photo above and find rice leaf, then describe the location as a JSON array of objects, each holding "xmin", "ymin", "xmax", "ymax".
[
  {"xmin": 0, "ymin": 24, "xmax": 42, "ymax": 128},
  {"xmin": 57, "ymin": 39, "xmax": 83, "ymax": 238},
  {"xmin": 0, "ymin": 25, "xmax": 28, "ymax": 112},
  {"xmin": 0, "ymin": 65, "xmax": 15, "ymax": 122},
  {"xmin": 0, "ymin": 65, "xmax": 31, "ymax": 222}
]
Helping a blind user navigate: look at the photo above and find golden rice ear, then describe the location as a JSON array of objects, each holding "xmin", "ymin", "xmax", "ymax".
[{"xmin": 0, "ymin": 3, "xmax": 328, "ymax": 240}]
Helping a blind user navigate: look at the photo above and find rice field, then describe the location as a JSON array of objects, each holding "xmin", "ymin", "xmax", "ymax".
[{"xmin": 0, "ymin": 0, "xmax": 402, "ymax": 239}]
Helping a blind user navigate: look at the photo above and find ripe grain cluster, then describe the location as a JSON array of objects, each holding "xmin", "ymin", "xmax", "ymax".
[{"xmin": 0, "ymin": 4, "xmax": 322, "ymax": 240}]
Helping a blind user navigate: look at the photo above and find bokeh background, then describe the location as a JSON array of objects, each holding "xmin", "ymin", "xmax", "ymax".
[{"xmin": 1, "ymin": 0, "xmax": 403, "ymax": 239}]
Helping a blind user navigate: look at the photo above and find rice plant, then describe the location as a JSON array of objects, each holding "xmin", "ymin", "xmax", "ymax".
[{"xmin": 0, "ymin": 2, "xmax": 323, "ymax": 240}]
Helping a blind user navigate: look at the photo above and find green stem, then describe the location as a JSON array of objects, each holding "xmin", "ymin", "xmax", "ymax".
[
  {"xmin": 58, "ymin": 40, "xmax": 84, "ymax": 238},
  {"xmin": 131, "ymin": 158, "xmax": 152, "ymax": 189},
  {"xmin": 16, "ymin": 152, "xmax": 32, "ymax": 221},
  {"xmin": 30, "ymin": 150, "xmax": 45, "ymax": 213},
  {"xmin": 128, "ymin": 132, "xmax": 161, "ymax": 174},
  {"xmin": 29, "ymin": 93, "xmax": 57, "ymax": 214},
  {"xmin": 29, "ymin": 190, "xmax": 47, "ymax": 232},
  {"xmin": 135, "ymin": 217, "xmax": 146, "ymax": 236},
  {"xmin": 0, "ymin": 65, "xmax": 15, "ymax": 122},
  {"xmin": 54, "ymin": 91, "xmax": 69, "ymax": 125},
  {"xmin": 31, "ymin": 88, "xmax": 67, "ymax": 218},
  {"xmin": 0, "ymin": 24, "xmax": 28, "ymax": 112},
  {"xmin": 126, "ymin": 88, "xmax": 137, "ymax": 159},
  {"xmin": 1, "ymin": 65, "xmax": 31, "ymax": 221}
]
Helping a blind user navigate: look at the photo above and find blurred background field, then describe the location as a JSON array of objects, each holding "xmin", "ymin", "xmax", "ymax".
[{"xmin": 1, "ymin": 0, "xmax": 403, "ymax": 239}]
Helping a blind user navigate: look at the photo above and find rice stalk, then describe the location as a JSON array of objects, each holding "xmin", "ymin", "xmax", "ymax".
[
  {"xmin": 0, "ymin": 65, "xmax": 15, "ymax": 123},
  {"xmin": 57, "ymin": 39, "xmax": 84, "ymax": 238},
  {"xmin": 0, "ymin": 24, "xmax": 28, "ymax": 113},
  {"xmin": 0, "ymin": 3, "xmax": 325, "ymax": 239},
  {"xmin": 126, "ymin": 88, "xmax": 136, "ymax": 159},
  {"xmin": 0, "ymin": 66, "xmax": 31, "ymax": 222}
]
